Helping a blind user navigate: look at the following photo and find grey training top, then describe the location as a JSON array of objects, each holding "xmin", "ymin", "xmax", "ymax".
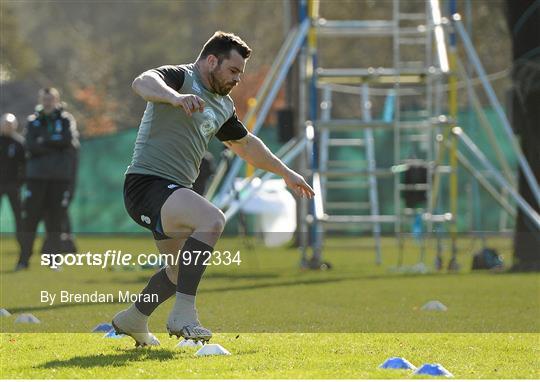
[{"xmin": 126, "ymin": 63, "xmax": 248, "ymax": 187}]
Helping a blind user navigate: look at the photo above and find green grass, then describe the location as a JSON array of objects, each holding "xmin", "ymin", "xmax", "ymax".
[
  {"xmin": 2, "ymin": 333, "xmax": 538, "ymax": 379},
  {"xmin": 1, "ymin": 235, "xmax": 539, "ymax": 378}
]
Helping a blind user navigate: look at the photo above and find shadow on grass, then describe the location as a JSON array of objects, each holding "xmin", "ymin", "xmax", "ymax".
[
  {"xmin": 103, "ymin": 271, "xmax": 282, "ymax": 286},
  {"xmin": 6, "ymin": 301, "xmax": 119, "ymax": 314},
  {"xmin": 199, "ymin": 271, "xmax": 461, "ymax": 294},
  {"xmin": 5, "ymin": 271, "xmax": 457, "ymax": 315},
  {"xmin": 38, "ymin": 348, "xmax": 177, "ymax": 369},
  {"xmin": 203, "ymin": 272, "xmax": 280, "ymax": 280},
  {"xmin": 1, "ymin": 268, "xmax": 29, "ymax": 275}
]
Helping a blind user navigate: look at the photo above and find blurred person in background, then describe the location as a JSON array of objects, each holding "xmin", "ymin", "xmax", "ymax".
[
  {"xmin": 15, "ymin": 88, "xmax": 79, "ymax": 271},
  {"xmin": 0, "ymin": 113, "xmax": 26, "ymax": 251},
  {"xmin": 42, "ymin": 122, "xmax": 80, "ymax": 254}
]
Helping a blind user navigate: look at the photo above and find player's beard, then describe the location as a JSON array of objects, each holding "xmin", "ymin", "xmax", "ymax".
[{"xmin": 209, "ymin": 68, "xmax": 236, "ymax": 96}]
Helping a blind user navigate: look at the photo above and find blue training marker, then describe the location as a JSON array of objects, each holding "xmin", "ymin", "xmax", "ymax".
[
  {"xmin": 103, "ymin": 329, "xmax": 124, "ymax": 339},
  {"xmin": 92, "ymin": 323, "xmax": 114, "ymax": 333},
  {"xmin": 414, "ymin": 363, "xmax": 454, "ymax": 377},
  {"xmin": 379, "ymin": 357, "xmax": 416, "ymax": 370}
]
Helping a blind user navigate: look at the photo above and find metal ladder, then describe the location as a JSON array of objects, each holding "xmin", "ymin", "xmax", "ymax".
[
  {"xmin": 315, "ymin": 84, "xmax": 383, "ymax": 264},
  {"xmin": 303, "ymin": 0, "xmax": 453, "ymax": 267}
]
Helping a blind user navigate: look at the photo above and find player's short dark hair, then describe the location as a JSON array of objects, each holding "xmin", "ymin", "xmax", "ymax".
[{"xmin": 199, "ymin": 31, "xmax": 251, "ymax": 63}]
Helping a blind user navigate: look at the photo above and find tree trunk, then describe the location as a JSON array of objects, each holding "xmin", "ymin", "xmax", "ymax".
[{"xmin": 506, "ymin": 0, "xmax": 540, "ymax": 271}]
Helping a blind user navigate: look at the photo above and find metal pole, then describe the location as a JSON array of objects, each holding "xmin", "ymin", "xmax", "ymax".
[
  {"xmin": 307, "ymin": 0, "xmax": 321, "ymax": 263},
  {"xmin": 456, "ymin": 59, "xmax": 515, "ymax": 183},
  {"xmin": 430, "ymin": 0, "xmax": 450, "ymax": 72},
  {"xmin": 362, "ymin": 84, "xmax": 382, "ymax": 265},
  {"xmin": 425, "ymin": 0, "xmax": 435, "ymax": 233},
  {"xmin": 456, "ymin": 58, "xmax": 515, "ymax": 232},
  {"xmin": 453, "ymin": 14, "xmax": 540, "ymax": 207},
  {"xmin": 448, "ymin": 143, "xmax": 517, "ymax": 218},
  {"xmin": 319, "ymin": 86, "xmax": 331, "ymax": 202},
  {"xmin": 453, "ymin": 127, "xmax": 540, "ymax": 230},
  {"xmin": 392, "ymin": 0, "xmax": 402, "ymax": 256},
  {"xmin": 298, "ymin": 0, "xmax": 309, "ymax": 263},
  {"xmin": 447, "ymin": 0, "xmax": 459, "ymax": 266}
]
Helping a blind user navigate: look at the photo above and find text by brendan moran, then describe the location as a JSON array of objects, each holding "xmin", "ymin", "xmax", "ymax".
[{"xmin": 40, "ymin": 290, "xmax": 158, "ymax": 306}]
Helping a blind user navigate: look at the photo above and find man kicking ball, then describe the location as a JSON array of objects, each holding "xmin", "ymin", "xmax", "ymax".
[{"xmin": 112, "ymin": 31, "xmax": 314, "ymax": 347}]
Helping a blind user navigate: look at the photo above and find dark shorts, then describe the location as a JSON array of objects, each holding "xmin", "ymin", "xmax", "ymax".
[{"xmin": 124, "ymin": 174, "xmax": 187, "ymax": 240}]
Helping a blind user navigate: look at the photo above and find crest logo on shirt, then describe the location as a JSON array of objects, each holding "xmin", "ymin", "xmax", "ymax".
[{"xmin": 200, "ymin": 108, "xmax": 218, "ymax": 138}]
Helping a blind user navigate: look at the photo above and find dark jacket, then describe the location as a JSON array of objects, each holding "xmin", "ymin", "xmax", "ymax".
[
  {"xmin": 25, "ymin": 106, "xmax": 79, "ymax": 180},
  {"xmin": 0, "ymin": 134, "xmax": 26, "ymax": 185}
]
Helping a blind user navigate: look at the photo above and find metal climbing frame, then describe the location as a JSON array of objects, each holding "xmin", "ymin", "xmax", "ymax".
[
  {"xmin": 209, "ymin": 1, "xmax": 540, "ymax": 269},
  {"xmin": 299, "ymin": 0, "xmax": 455, "ymax": 267}
]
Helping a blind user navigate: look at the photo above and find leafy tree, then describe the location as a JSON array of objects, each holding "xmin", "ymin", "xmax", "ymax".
[{"xmin": 0, "ymin": 2, "xmax": 38, "ymax": 80}]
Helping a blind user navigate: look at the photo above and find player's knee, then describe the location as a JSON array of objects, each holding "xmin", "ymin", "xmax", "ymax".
[
  {"xmin": 209, "ymin": 209, "xmax": 226, "ymax": 233},
  {"xmin": 200, "ymin": 208, "xmax": 225, "ymax": 234}
]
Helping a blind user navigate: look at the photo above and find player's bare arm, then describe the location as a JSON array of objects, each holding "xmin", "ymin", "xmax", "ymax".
[
  {"xmin": 224, "ymin": 133, "xmax": 315, "ymax": 199},
  {"xmin": 131, "ymin": 71, "xmax": 205, "ymax": 116}
]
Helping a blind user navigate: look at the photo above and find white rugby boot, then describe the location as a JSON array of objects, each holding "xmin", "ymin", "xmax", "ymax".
[
  {"xmin": 112, "ymin": 305, "xmax": 160, "ymax": 347},
  {"xmin": 166, "ymin": 292, "xmax": 212, "ymax": 343}
]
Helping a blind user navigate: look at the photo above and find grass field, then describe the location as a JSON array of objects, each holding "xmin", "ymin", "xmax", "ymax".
[{"xmin": 1, "ymin": 235, "xmax": 539, "ymax": 379}]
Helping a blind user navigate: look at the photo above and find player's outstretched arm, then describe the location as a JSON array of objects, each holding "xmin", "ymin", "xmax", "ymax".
[
  {"xmin": 224, "ymin": 133, "xmax": 314, "ymax": 199},
  {"xmin": 131, "ymin": 71, "xmax": 204, "ymax": 116}
]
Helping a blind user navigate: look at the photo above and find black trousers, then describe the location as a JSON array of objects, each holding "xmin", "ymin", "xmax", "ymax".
[
  {"xmin": 18, "ymin": 179, "xmax": 71, "ymax": 266},
  {"xmin": 43, "ymin": 180, "xmax": 77, "ymax": 254},
  {"xmin": 0, "ymin": 182, "xmax": 23, "ymax": 248}
]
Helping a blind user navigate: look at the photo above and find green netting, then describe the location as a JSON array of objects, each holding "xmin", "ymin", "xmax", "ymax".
[
  {"xmin": 0, "ymin": 108, "xmax": 519, "ymax": 234},
  {"xmin": 70, "ymin": 130, "xmax": 139, "ymax": 233}
]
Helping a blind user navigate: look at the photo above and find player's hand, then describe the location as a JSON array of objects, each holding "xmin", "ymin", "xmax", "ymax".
[
  {"xmin": 172, "ymin": 94, "xmax": 205, "ymax": 116},
  {"xmin": 283, "ymin": 170, "xmax": 315, "ymax": 199}
]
